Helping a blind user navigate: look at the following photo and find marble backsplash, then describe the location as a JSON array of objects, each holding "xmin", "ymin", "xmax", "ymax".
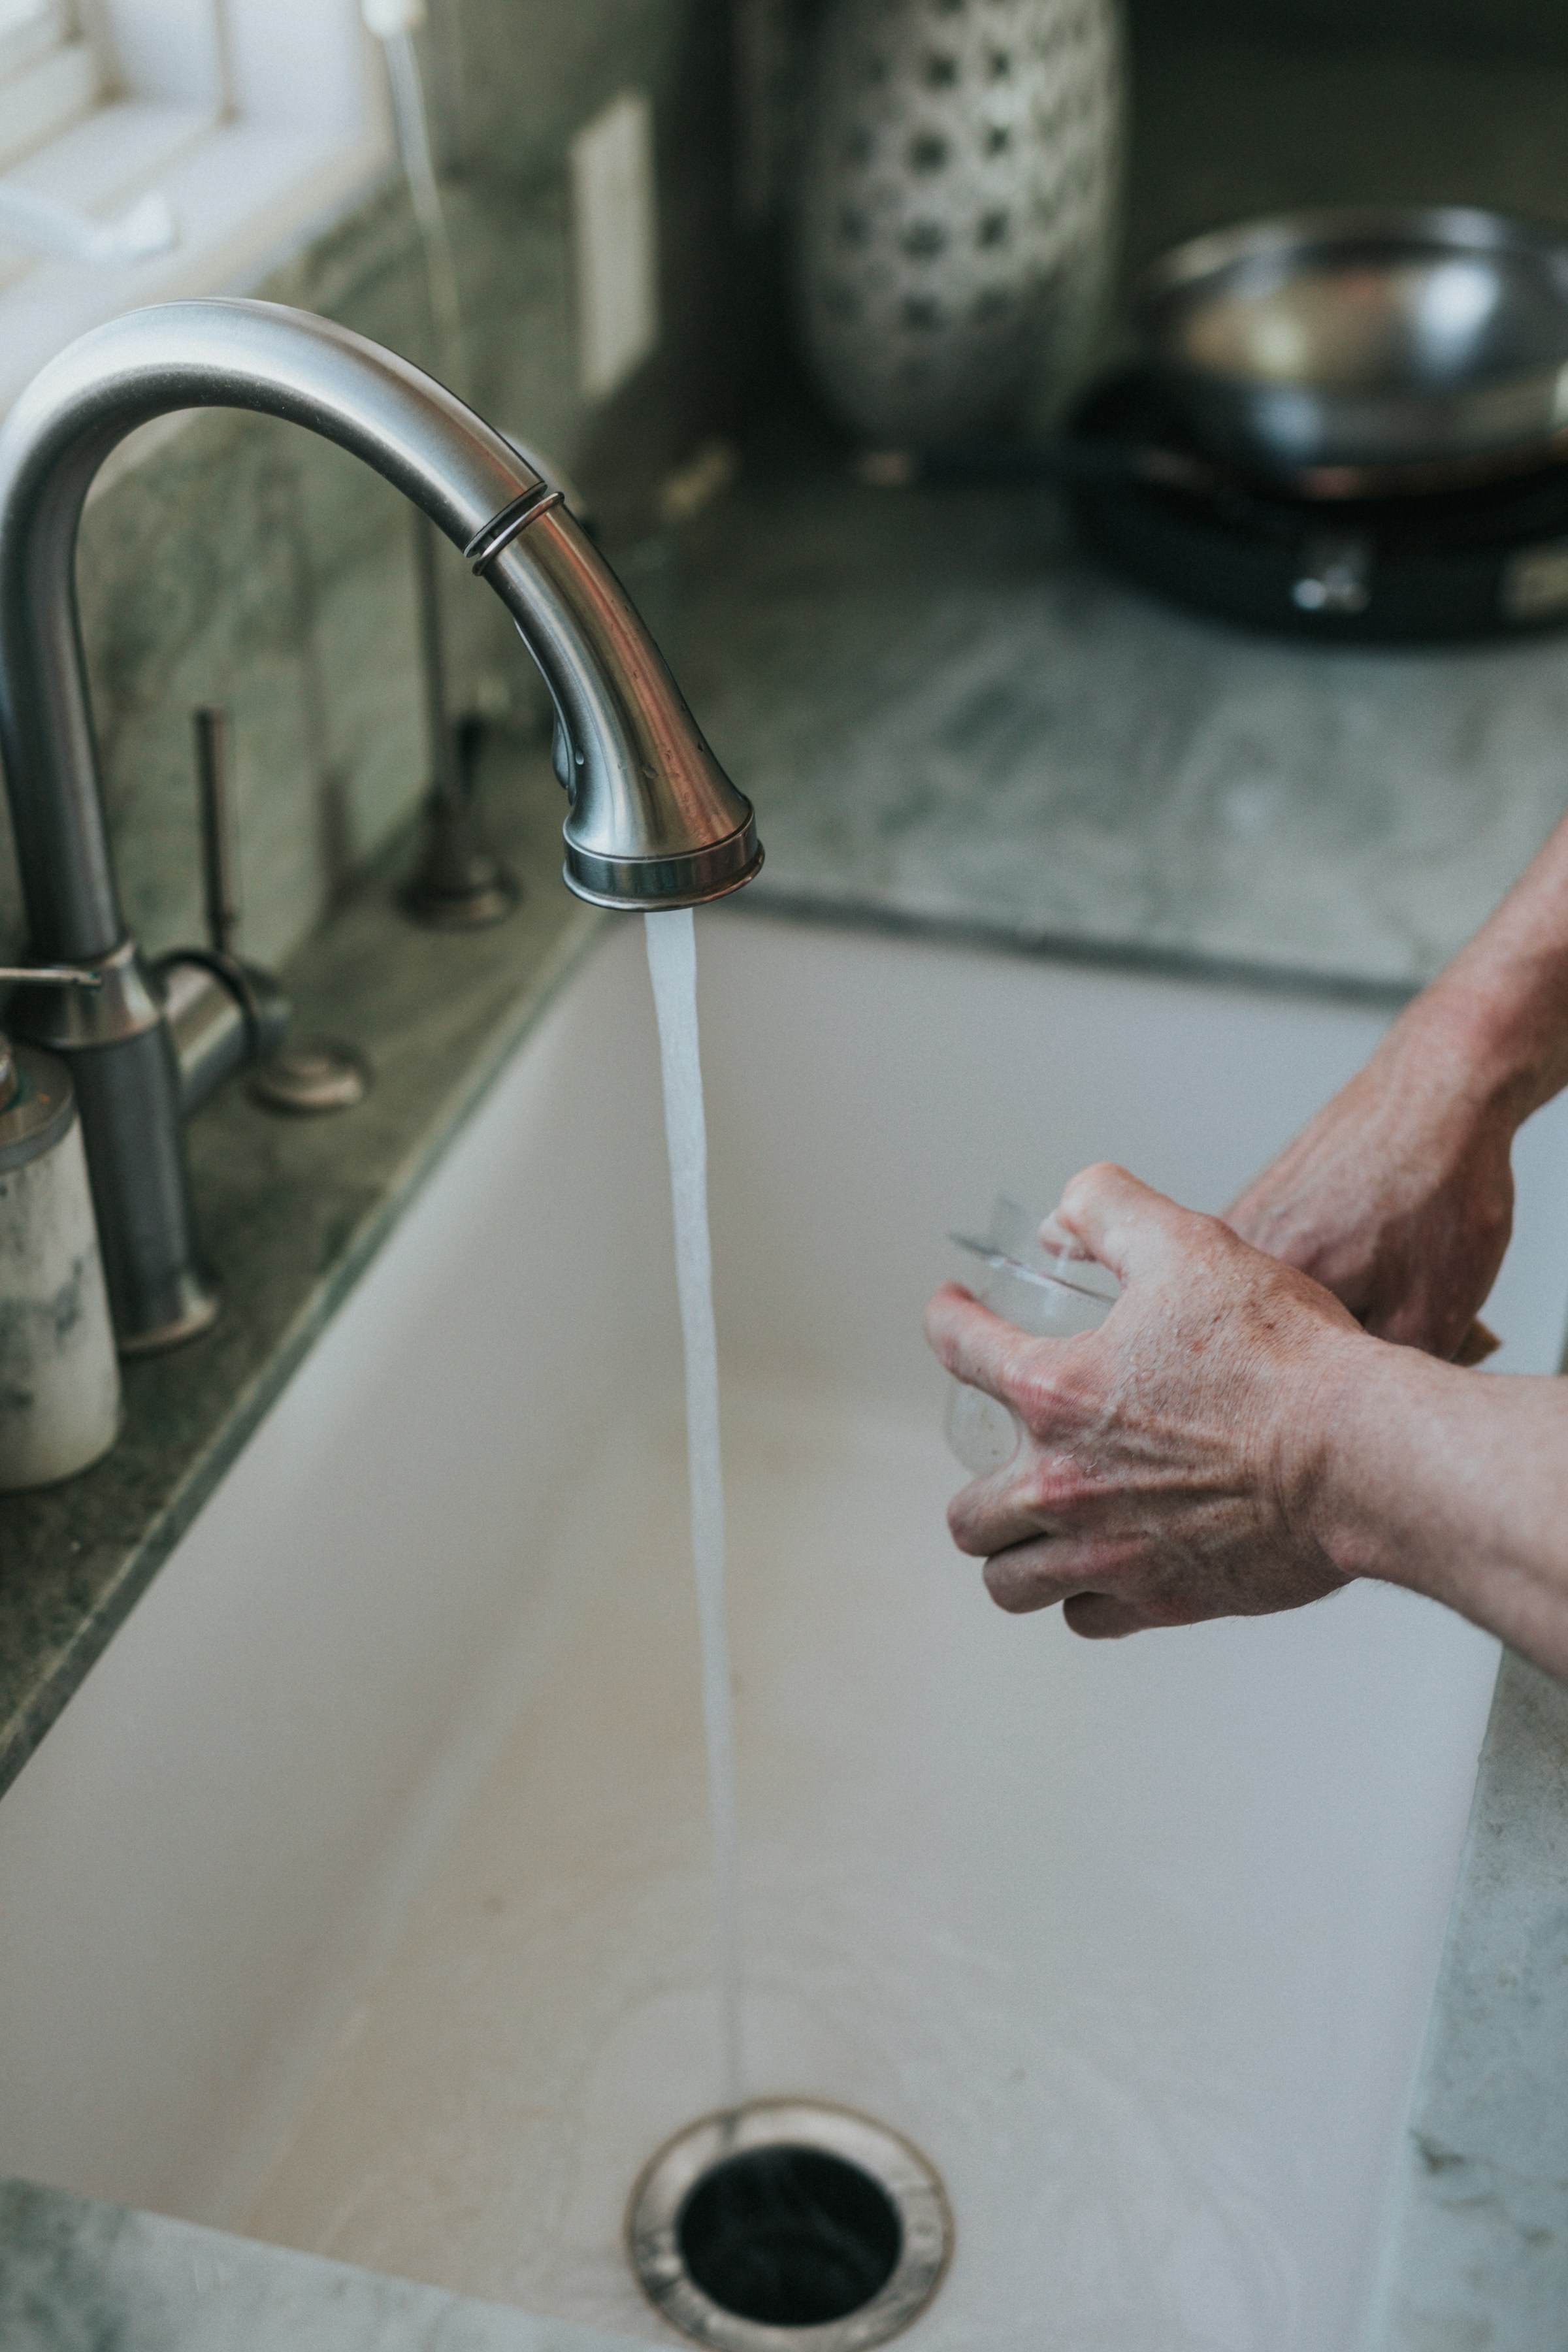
[
  {"xmin": 8, "ymin": 0, "xmax": 1561, "ymax": 987},
  {"xmin": 0, "ymin": 0, "xmax": 732, "ymax": 975}
]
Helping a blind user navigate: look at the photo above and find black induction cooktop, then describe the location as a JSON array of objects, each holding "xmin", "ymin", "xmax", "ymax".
[{"xmin": 1066, "ymin": 372, "xmax": 1568, "ymax": 644}]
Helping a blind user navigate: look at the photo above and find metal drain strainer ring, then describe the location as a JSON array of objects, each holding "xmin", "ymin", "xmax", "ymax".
[{"xmin": 628, "ymin": 2099, "xmax": 951, "ymax": 2351}]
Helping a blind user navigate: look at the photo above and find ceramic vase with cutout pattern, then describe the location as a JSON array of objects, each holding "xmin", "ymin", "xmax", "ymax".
[{"xmin": 794, "ymin": 0, "xmax": 1124, "ymax": 444}]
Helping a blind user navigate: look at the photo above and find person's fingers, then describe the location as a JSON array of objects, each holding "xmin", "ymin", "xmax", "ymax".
[
  {"xmin": 1036, "ymin": 1211, "xmax": 1100, "ymax": 1267},
  {"xmin": 1051, "ymin": 1162, "xmax": 1203, "ymax": 1285},
  {"xmin": 949, "ymin": 1479, "xmax": 1056, "ymax": 1560},
  {"xmin": 981, "ymin": 1536, "xmax": 1091, "ymax": 1612},
  {"xmin": 1061, "ymin": 1592, "xmax": 1144, "ymax": 1639},
  {"xmin": 979, "ymin": 1523, "xmax": 1230, "ymax": 1631},
  {"xmin": 978, "ymin": 1530, "xmax": 1145, "ymax": 1612},
  {"xmin": 982, "ymin": 1547, "xmax": 1167, "ymax": 1637},
  {"xmin": 924, "ymin": 1282, "xmax": 1045, "ymax": 1406},
  {"xmin": 948, "ymin": 1431, "xmax": 1102, "ymax": 1555},
  {"xmin": 1454, "ymin": 1317, "xmax": 1501, "ymax": 1367}
]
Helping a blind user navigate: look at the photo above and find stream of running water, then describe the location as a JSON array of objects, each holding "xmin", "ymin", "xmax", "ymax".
[{"xmin": 644, "ymin": 907, "xmax": 744, "ymax": 2114}]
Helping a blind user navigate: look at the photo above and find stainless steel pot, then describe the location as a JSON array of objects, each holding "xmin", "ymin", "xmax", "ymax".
[{"xmin": 1137, "ymin": 206, "xmax": 1568, "ymax": 497}]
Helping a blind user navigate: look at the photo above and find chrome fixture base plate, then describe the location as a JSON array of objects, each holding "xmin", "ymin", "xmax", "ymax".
[
  {"xmin": 400, "ymin": 863, "xmax": 519, "ymax": 929},
  {"xmin": 250, "ymin": 1038, "xmax": 370, "ymax": 1115},
  {"xmin": 627, "ymin": 2099, "xmax": 951, "ymax": 2352},
  {"xmin": 112, "ymin": 1267, "xmax": 221, "ymax": 1355}
]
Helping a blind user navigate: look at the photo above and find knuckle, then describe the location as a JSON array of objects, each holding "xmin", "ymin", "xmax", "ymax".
[
  {"xmin": 1060, "ymin": 1162, "xmax": 1115, "ymax": 1219},
  {"xmin": 946, "ymin": 1493, "xmax": 990, "ymax": 1555},
  {"xmin": 1022, "ymin": 1456, "xmax": 1086, "ymax": 1518},
  {"xmin": 1011, "ymin": 1352, "xmax": 1088, "ymax": 1435},
  {"xmin": 1010, "ymin": 1356, "xmax": 1062, "ymax": 1424},
  {"xmin": 1181, "ymin": 1205, "xmax": 1243, "ymax": 1272},
  {"xmin": 1196, "ymin": 1206, "xmax": 1237, "ymax": 1252}
]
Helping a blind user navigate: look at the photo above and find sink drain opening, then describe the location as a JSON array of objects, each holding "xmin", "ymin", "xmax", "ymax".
[
  {"xmin": 681, "ymin": 2144, "xmax": 900, "ymax": 2326},
  {"xmin": 629, "ymin": 2100, "xmax": 950, "ymax": 2352}
]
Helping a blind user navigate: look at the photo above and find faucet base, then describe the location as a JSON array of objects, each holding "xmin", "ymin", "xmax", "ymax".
[
  {"xmin": 250, "ymin": 1039, "xmax": 370, "ymax": 1116},
  {"xmin": 114, "ymin": 1268, "xmax": 220, "ymax": 1356},
  {"xmin": 400, "ymin": 717, "xmax": 520, "ymax": 930},
  {"xmin": 400, "ymin": 857, "xmax": 518, "ymax": 930}
]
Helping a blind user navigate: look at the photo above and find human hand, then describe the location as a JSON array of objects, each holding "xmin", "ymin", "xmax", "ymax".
[
  {"xmin": 1226, "ymin": 999, "xmax": 1516, "ymax": 1365},
  {"xmin": 924, "ymin": 1163, "xmax": 1365, "ymax": 1639}
]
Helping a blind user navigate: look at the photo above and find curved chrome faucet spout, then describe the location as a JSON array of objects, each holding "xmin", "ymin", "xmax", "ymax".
[{"xmin": 0, "ymin": 297, "xmax": 760, "ymax": 1349}]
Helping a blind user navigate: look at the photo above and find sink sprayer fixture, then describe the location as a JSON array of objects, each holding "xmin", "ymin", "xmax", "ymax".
[{"xmin": 0, "ymin": 298, "xmax": 760, "ymax": 1352}]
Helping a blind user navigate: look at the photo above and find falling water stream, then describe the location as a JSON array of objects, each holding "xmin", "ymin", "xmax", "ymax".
[{"xmin": 644, "ymin": 907, "xmax": 745, "ymax": 2114}]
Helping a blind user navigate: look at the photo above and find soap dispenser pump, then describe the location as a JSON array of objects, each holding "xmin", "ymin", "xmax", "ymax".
[{"xmin": 0, "ymin": 965, "xmax": 121, "ymax": 1490}]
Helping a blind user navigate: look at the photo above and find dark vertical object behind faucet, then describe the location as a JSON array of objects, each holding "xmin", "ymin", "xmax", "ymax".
[
  {"xmin": 194, "ymin": 707, "xmax": 240, "ymax": 959},
  {"xmin": 400, "ymin": 510, "xmax": 517, "ymax": 928}
]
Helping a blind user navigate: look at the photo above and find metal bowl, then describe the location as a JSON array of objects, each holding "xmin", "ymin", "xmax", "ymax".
[{"xmin": 1137, "ymin": 206, "xmax": 1568, "ymax": 494}]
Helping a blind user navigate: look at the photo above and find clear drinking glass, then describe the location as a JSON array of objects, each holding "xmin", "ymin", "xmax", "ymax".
[{"xmin": 943, "ymin": 1196, "xmax": 1119, "ymax": 1477}]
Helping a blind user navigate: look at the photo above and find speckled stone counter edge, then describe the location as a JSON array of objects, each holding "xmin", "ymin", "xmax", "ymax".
[
  {"xmin": 0, "ymin": 2175, "xmax": 651, "ymax": 2352},
  {"xmin": 740, "ymin": 878, "xmax": 1421, "ymax": 1011},
  {"xmin": 1368, "ymin": 1651, "xmax": 1568, "ymax": 2351},
  {"xmin": 0, "ymin": 742, "xmax": 604, "ymax": 1800}
]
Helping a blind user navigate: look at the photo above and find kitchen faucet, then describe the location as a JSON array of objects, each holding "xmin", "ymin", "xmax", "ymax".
[{"xmin": 0, "ymin": 299, "xmax": 760, "ymax": 1352}]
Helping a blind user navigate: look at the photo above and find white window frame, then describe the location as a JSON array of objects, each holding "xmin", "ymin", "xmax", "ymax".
[{"xmin": 0, "ymin": 0, "xmax": 392, "ymax": 414}]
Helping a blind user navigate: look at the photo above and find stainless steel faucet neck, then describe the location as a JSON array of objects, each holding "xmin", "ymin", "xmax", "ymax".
[
  {"xmin": 0, "ymin": 297, "xmax": 759, "ymax": 1349},
  {"xmin": 0, "ymin": 301, "xmax": 547, "ymax": 962}
]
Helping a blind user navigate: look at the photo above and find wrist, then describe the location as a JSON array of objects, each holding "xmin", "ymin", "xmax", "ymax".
[
  {"xmin": 1293, "ymin": 1323, "xmax": 1458, "ymax": 1595},
  {"xmin": 1282, "ymin": 1320, "xmax": 1403, "ymax": 1589},
  {"xmin": 1385, "ymin": 977, "xmax": 1534, "ymax": 1138},
  {"xmin": 1414, "ymin": 936, "xmax": 1568, "ymax": 1128}
]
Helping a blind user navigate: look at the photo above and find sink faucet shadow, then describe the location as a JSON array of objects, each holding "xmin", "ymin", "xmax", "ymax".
[{"xmin": 0, "ymin": 297, "xmax": 760, "ymax": 1354}]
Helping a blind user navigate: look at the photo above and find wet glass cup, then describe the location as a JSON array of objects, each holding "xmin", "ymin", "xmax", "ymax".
[{"xmin": 943, "ymin": 1197, "xmax": 1120, "ymax": 1477}]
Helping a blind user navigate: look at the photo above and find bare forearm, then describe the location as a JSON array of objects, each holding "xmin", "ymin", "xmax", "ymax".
[
  {"xmin": 1226, "ymin": 809, "xmax": 1568, "ymax": 1364},
  {"xmin": 1313, "ymin": 1337, "xmax": 1568, "ymax": 1675},
  {"xmin": 1416, "ymin": 808, "xmax": 1568, "ymax": 1120},
  {"xmin": 1294, "ymin": 816, "xmax": 1568, "ymax": 1650}
]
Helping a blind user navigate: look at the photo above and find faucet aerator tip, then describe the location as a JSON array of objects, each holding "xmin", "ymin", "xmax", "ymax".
[{"xmin": 563, "ymin": 817, "xmax": 764, "ymax": 911}]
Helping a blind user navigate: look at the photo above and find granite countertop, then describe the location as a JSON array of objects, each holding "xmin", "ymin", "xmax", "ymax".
[
  {"xmin": 0, "ymin": 743, "xmax": 604, "ymax": 1800},
  {"xmin": 656, "ymin": 438, "xmax": 1568, "ymax": 1002},
  {"xmin": 0, "ymin": 2177, "xmax": 649, "ymax": 2352},
  {"xmin": 8, "ymin": 453, "xmax": 1568, "ymax": 2343}
]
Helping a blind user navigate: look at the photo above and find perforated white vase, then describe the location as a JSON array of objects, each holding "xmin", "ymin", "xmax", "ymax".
[{"xmin": 794, "ymin": 0, "xmax": 1124, "ymax": 444}]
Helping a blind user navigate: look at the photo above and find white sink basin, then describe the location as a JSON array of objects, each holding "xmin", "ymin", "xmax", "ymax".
[{"xmin": 3, "ymin": 915, "xmax": 1563, "ymax": 2350}]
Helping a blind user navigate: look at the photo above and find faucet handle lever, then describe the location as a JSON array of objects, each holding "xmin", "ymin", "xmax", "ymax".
[
  {"xmin": 194, "ymin": 705, "xmax": 240, "ymax": 957},
  {"xmin": 0, "ymin": 964, "xmax": 103, "ymax": 988},
  {"xmin": 0, "ymin": 962, "xmax": 103, "ymax": 1113},
  {"xmin": 178, "ymin": 704, "xmax": 367, "ymax": 1119}
]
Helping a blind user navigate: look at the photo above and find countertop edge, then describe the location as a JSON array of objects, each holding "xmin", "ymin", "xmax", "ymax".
[
  {"xmin": 0, "ymin": 2173, "xmax": 652, "ymax": 2351},
  {"xmin": 742, "ymin": 880, "xmax": 1421, "ymax": 1010}
]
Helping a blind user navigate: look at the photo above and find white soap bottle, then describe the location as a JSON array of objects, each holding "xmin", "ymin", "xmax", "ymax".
[{"xmin": 0, "ymin": 1019, "xmax": 121, "ymax": 1490}]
